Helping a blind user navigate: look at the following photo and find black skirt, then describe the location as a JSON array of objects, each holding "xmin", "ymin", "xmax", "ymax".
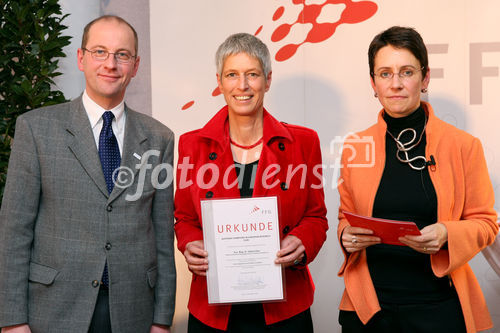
[
  {"xmin": 339, "ymin": 291, "xmax": 466, "ymax": 333},
  {"xmin": 188, "ymin": 303, "xmax": 313, "ymax": 333}
]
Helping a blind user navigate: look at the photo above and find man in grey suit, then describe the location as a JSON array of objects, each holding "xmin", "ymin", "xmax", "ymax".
[{"xmin": 0, "ymin": 15, "xmax": 175, "ymax": 333}]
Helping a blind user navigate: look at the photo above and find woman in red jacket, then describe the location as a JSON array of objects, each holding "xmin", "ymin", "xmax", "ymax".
[
  {"xmin": 174, "ymin": 33, "xmax": 328, "ymax": 332},
  {"xmin": 337, "ymin": 26, "xmax": 498, "ymax": 333}
]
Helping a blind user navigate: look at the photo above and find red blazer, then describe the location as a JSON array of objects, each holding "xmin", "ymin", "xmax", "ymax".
[
  {"xmin": 174, "ymin": 106, "xmax": 328, "ymax": 330},
  {"xmin": 337, "ymin": 102, "xmax": 498, "ymax": 333}
]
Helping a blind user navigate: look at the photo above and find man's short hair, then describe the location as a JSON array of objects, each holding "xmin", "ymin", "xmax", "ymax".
[{"xmin": 81, "ymin": 15, "xmax": 138, "ymax": 55}]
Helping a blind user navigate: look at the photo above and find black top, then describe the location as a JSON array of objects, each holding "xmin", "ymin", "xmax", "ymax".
[
  {"xmin": 367, "ymin": 106, "xmax": 454, "ymax": 304},
  {"xmin": 234, "ymin": 160, "xmax": 259, "ymax": 198},
  {"xmin": 231, "ymin": 160, "xmax": 262, "ymax": 318}
]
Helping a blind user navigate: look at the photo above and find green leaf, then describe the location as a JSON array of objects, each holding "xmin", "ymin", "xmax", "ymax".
[{"xmin": 0, "ymin": 0, "xmax": 70, "ymax": 202}]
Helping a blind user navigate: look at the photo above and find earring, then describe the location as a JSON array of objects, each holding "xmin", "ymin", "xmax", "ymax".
[
  {"xmin": 374, "ymin": 92, "xmax": 378, "ymax": 98},
  {"xmin": 421, "ymin": 88, "xmax": 428, "ymax": 93}
]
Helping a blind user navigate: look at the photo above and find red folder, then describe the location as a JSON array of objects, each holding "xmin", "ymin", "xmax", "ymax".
[{"xmin": 343, "ymin": 211, "xmax": 421, "ymax": 246}]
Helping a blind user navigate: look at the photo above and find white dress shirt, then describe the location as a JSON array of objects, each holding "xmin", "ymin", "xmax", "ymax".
[{"xmin": 82, "ymin": 90, "xmax": 126, "ymax": 157}]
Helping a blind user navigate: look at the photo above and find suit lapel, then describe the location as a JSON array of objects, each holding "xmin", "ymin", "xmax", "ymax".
[
  {"xmin": 109, "ymin": 108, "xmax": 148, "ymax": 202},
  {"xmin": 66, "ymin": 97, "xmax": 109, "ymax": 197}
]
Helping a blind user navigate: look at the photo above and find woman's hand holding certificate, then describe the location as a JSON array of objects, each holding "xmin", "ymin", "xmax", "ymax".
[
  {"xmin": 275, "ymin": 235, "xmax": 306, "ymax": 268},
  {"xmin": 184, "ymin": 240, "xmax": 208, "ymax": 276}
]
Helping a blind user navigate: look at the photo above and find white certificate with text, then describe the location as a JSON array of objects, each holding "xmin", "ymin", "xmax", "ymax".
[{"xmin": 201, "ymin": 196, "xmax": 284, "ymax": 304}]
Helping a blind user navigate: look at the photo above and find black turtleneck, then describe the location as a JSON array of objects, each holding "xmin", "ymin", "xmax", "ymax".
[
  {"xmin": 234, "ymin": 160, "xmax": 259, "ymax": 198},
  {"xmin": 367, "ymin": 106, "xmax": 454, "ymax": 304}
]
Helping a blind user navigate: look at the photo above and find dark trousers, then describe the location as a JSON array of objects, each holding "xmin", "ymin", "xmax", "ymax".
[
  {"xmin": 339, "ymin": 294, "xmax": 466, "ymax": 333},
  {"xmin": 188, "ymin": 303, "xmax": 313, "ymax": 333},
  {"xmin": 88, "ymin": 287, "xmax": 112, "ymax": 333}
]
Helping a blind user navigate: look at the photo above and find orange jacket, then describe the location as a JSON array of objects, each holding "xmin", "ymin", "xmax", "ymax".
[
  {"xmin": 174, "ymin": 106, "xmax": 328, "ymax": 330},
  {"xmin": 337, "ymin": 102, "xmax": 498, "ymax": 332}
]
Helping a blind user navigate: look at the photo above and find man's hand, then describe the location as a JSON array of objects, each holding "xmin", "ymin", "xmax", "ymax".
[
  {"xmin": 150, "ymin": 324, "xmax": 170, "ymax": 333},
  {"xmin": 1, "ymin": 324, "xmax": 32, "ymax": 333}
]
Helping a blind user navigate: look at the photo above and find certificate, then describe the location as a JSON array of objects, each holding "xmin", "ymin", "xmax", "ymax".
[
  {"xmin": 201, "ymin": 196, "xmax": 284, "ymax": 304},
  {"xmin": 343, "ymin": 211, "xmax": 421, "ymax": 246}
]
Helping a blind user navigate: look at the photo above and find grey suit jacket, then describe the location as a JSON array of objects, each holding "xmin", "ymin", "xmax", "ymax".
[{"xmin": 0, "ymin": 97, "xmax": 176, "ymax": 332}]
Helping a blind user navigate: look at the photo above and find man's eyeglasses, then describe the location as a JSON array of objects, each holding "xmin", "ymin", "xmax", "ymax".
[
  {"xmin": 82, "ymin": 48, "xmax": 136, "ymax": 64},
  {"xmin": 372, "ymin": 67, "xmax": 425, "ymax": 80}
]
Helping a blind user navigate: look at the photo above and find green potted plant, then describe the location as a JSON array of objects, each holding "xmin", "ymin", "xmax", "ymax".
[{"xmin": 0, "ymin": 0, "xmax": 71, "ymax": 201}]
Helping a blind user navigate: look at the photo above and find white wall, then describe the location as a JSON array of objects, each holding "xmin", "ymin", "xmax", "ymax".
[{"xmin": 55, "ymin": 0, "xmax": 100, "ymax": 99}]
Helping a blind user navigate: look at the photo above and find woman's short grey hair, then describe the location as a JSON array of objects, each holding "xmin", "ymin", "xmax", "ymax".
[{"xmin": 215, "ymin": 33, "xmax": 272, "ymax": 78}]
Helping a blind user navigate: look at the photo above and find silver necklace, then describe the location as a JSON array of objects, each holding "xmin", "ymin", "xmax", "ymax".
[{"xmin": 386, "ymin": 120, "xmax": 428, "ymax": 170}]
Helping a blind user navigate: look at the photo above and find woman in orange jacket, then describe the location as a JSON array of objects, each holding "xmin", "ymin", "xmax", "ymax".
[
  {"xmin": 337, "ymin": 26, "xmax": 498, "ymax": 333},
  {"xmin": 174, "ymin": 33, "xmax": 328, "ymax": 332}
]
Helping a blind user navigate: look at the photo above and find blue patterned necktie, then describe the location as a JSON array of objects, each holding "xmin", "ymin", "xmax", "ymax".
[
  {"xmin": 99, "ymin": 111, "xmax": 121, "ymax": 194},
  {"xmin": 98, "ymin": 111, "xmax": 121, "ymax": 287}
]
